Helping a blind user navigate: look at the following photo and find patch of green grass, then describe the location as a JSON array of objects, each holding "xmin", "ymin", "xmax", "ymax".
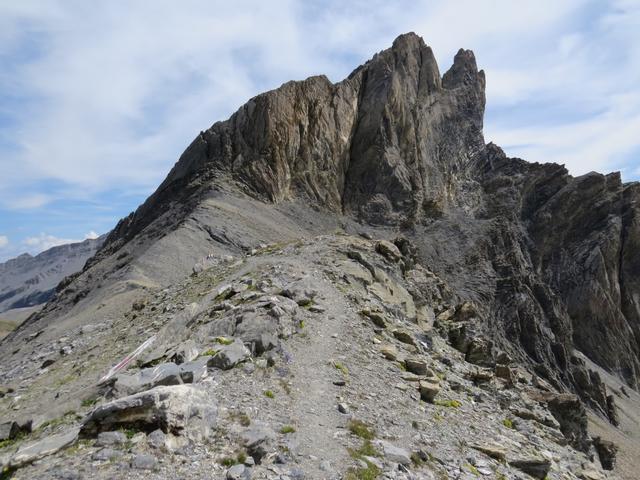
[
  {"xmin": 229, "ymin": 411, "xmax": 251, "ymax": 427},
  {"xmin": 0, "ymin": 432, "xmax": 25, "ymax": 450},
  {"xmin": 220, "ymin": 456, "xmax": 236, "ymax": 467},
  {"xmin": 344, "ymin": 460, "xmax": 381, "ymax": 480},
  {"xmin": 1, "ymin": 466, "xmax": 16, "ymax": 480},
  {"xmin": 116, "ymin": 427, "xmax": 138, "ymax": 440},
  {"xmin": 200, "ymin": 348, "xmax": 219, "ymax": 357},
  {"xmin": 219, "ymin": 450, "xmax": 247, "ymax": 466},
  {"xmin": 214, "ymin": 336, "xmax": 234, "ymax": 345},
  {"xmin": 38, "ymin": 411, "xmax": 77, "ymax": 432},
  {"xmin": 502, "ymin": 418, "xmax": 514, "ymax": 429},
  {"xmin": 411, "ymin": 452, "xmax": 424, "ymax": 466},
  {"xmin": 54, "ymin": 373, "xmax": 76, "ymax": 387},
  {"xmin": 81, "ymin": 397, "xmax": 98, "ymax": 408},
  {"xmin": 264, "ymin": 390, "xmax": 275, "ymax": 399},
  {"xmin": 298, "ymin": 320, "xmax": 305, "ymax": 329},
  {"xmin": 434, "ymin": 399, "xmax": 462, "ymax": 408},
  {"xmin": 411, "ymin": 420, "xmax": 420, "ymax": 430},
  {"xmin": 465, "ymin": 463, "xmax": 480, "ymax": 476},
  {"xmin": 348, "ymin": 440, "xmax": 380, "ymax": 459},
  {"xmin": 333, "ymin": 361, "xmax": 349, "ymax": 376},
  {"xmin": 347, "ymin": 419, "xmax": 375, "ymax": 440},
  {"xmin": 280, "ymin": 425, "xmax": 296, "ymax": 434}
]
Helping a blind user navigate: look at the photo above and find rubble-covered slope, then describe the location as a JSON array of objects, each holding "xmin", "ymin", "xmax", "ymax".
[{"xmin": 1, "ymin": 234, "xmax": 630, "ymax": 480}]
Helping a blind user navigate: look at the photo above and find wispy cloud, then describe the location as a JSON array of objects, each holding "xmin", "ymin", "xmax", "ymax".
[
  {"xmin": 0, "ymin": 236, "xmax": 8, "ymax": 249},
  {"xmin": 0, "ymin": 1, "xmax": 638, "ymax": 260}
]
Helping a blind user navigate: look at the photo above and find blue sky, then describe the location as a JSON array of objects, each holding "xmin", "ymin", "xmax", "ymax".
[{"xmin": 0, "ymin": 0, "xmax": 639, "ymax": 261}]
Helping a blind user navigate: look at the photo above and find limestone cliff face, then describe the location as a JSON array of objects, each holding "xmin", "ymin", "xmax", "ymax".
[{"xmin": 60, "ymin": 33, "xmax": 640, "ymax": 414}]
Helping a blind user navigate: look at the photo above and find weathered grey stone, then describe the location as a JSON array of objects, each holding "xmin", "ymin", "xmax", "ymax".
[
  {"xmin": 0, "ymin": 422, "xmax": 18, "ymax": 441},
  {"xmin": 10, "ymin": 427, "xmax": 79, "ymax": 468},
  {"xmin": 404, "ymin": 358, "xmax": 430, "ymax": 376},
  {"xmin": 92, "ymin": 448, "xmax": 123, "ymax": 461},
  {"xmin": 226, "ymin": 463, "xmax": 248, "ymax": 480},
  {"xmin": 81, "ymin": 385, "xmax": 217, "ymax": 442},
  {"xmin": 112, "ymin": 362, "xmax": 183, "ymax": 397},
  {"xmin": 147, "ymin": 429, "xmax": 167, "ymax": 449},
  {"xmin": 172, "ymin": 339, "xmax": 199, "ymax": 364},
  {"xmin": 375, "ymin": 240, "xmax": 402, "ymax": 262},
  {"xmin": 207, "ymin": 339, "xmax": 251, "ymax": 370},
  {"xmin": 178, "ymin": 358, "xmax": 208, "ymax": 383},
  {"xmin": 470, "ymin": 443, "xmax": 506, "ymax": 461},
  {"xmin": 392, "ymin": 329, "xmax": 416, "ymax": 346},
  {"xmin": 418, "ymin": 379, "xmax": 440, "ymax": 402},
  {"xmin": 95, "ymin": 430, "xmax": 127, "ymax": 447},
  {"xmin": 380, "ymin": 345, "xmax": 398, "ymax": 361},
  {"xmin": 508, "ymin": 458, "xmax": 551, "ymax": 480},
  {"xmin": 242, "ymin": 424, "xmax": 276, "ymax": 463},
  {"xmin": 131, "ymin": 453, "xmax": 157, "ymax": 470},
  {"xmin": 377, "ymin": 440, "xmax": 411, "ymax": 465}
]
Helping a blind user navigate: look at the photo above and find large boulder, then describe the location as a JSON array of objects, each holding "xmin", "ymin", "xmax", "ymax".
[
  {"xmin": 9, "ymin": 427, "xmax": 79, "ymax": 468},
  {"xmin": 81, "ymin": 385, "xmax": 217, "ymax": 442},
  {"xmin": 111, "ymin": 362, "xmax": 184, "ymax": 397}
]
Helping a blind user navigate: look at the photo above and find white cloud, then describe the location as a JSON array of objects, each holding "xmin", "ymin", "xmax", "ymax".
[
  {"xmin": 23, "ymin": 233, "xmax": 77, "ymax": 253},
  {"xmin": 0, "ymin": 236, "xmax": 8, "ymax": 249},
  {"xmin": 0, "ymin": 0, "xmax": 638, "ymax": 222},
  {"xmin": 84, "ymin": 231, "xmax": 99, "ymax": 240}
]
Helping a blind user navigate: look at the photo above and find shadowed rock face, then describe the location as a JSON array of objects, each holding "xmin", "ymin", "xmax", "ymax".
[{"xmin": 10, "ymin": 33, "xmax": 640, "ymax": 420}]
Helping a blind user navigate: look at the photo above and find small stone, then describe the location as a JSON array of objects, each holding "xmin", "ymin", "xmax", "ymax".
[
  {"xmin": 380, "ymin": 345, "xmax": 398, "ymax": 361},
  {"xmin": 404, "ymin": 358, "xmax": 430, "ymax": 376},
  {"xmin": 495, "ymin": 364, "xmax": 513, "ymax": 382},
  {"xmin": 92, "ymin": 448, "xmax": 123, "ymax": 461},
  {"xmin": 418, "ymin": 380, "xmax": 440, "ymax": 403},
  {"xmin": 508, "ymin": 458, "xmax": 551, "ymax": 480},
  {"xmin": 147, "ymin": 429, "xmax": 166, "ymax": 449},
  {"xmin": 131, "ymin": 454, "xmax": 157, "ymax": 470},
  {"xmin": 361, "ymin": 310, "xmax": 387, "ymax": 328},
  {"xmin": 207, "ymin": 339, "xmax": 251, "ymax": 370},
  {"xmin": 392, "ymin": 329, "xmax": 416, "ymax": 346},
  {"xmin": 337, "ymin": 403, "xmax": 349, "ymax": 414},
  {"xmin": 96, "ymin": 431, "xmax": 127, "ymax": 447},
  {"xmin": 226, "ymin": 464, "xmax": 247, "ymax": 480},
  {"xmin": 41, "ymin": 358, "xmax": 55, "ymax": 369},
  {"xmin": 377, "ymin": 440, "xmax": 411, "ymax": 466},
  {"xmin": 470, "ymin": 443, "xmax": 506, "ymax": 461},
  {"xmin": 375, "ymin": 240, "xmax": 402, "ymax": 262}
]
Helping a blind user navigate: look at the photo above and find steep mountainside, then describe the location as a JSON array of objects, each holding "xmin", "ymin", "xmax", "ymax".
[
  {"xmin": 0, "ymin": 33, "xmax": 638, "ymax": 480},
  {"xmin": 0, "ymin": 236, "xmax": 105, "ymax": 313}
]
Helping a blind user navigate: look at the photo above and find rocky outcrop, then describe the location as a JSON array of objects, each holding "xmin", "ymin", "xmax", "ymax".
[{"xmin": 55, "ymin": 33, "xmax": 640, "ymax": 414}]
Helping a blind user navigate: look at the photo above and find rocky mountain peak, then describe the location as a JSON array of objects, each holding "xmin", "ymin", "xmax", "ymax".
[{"xmin": 1, "ymin": 32, "xmax": 639, "ymax": 479}]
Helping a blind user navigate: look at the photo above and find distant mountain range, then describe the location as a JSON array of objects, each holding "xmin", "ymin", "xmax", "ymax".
[{"xmin": 0, "ymin": 236, "xmax": 104, "ymax": 314}]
